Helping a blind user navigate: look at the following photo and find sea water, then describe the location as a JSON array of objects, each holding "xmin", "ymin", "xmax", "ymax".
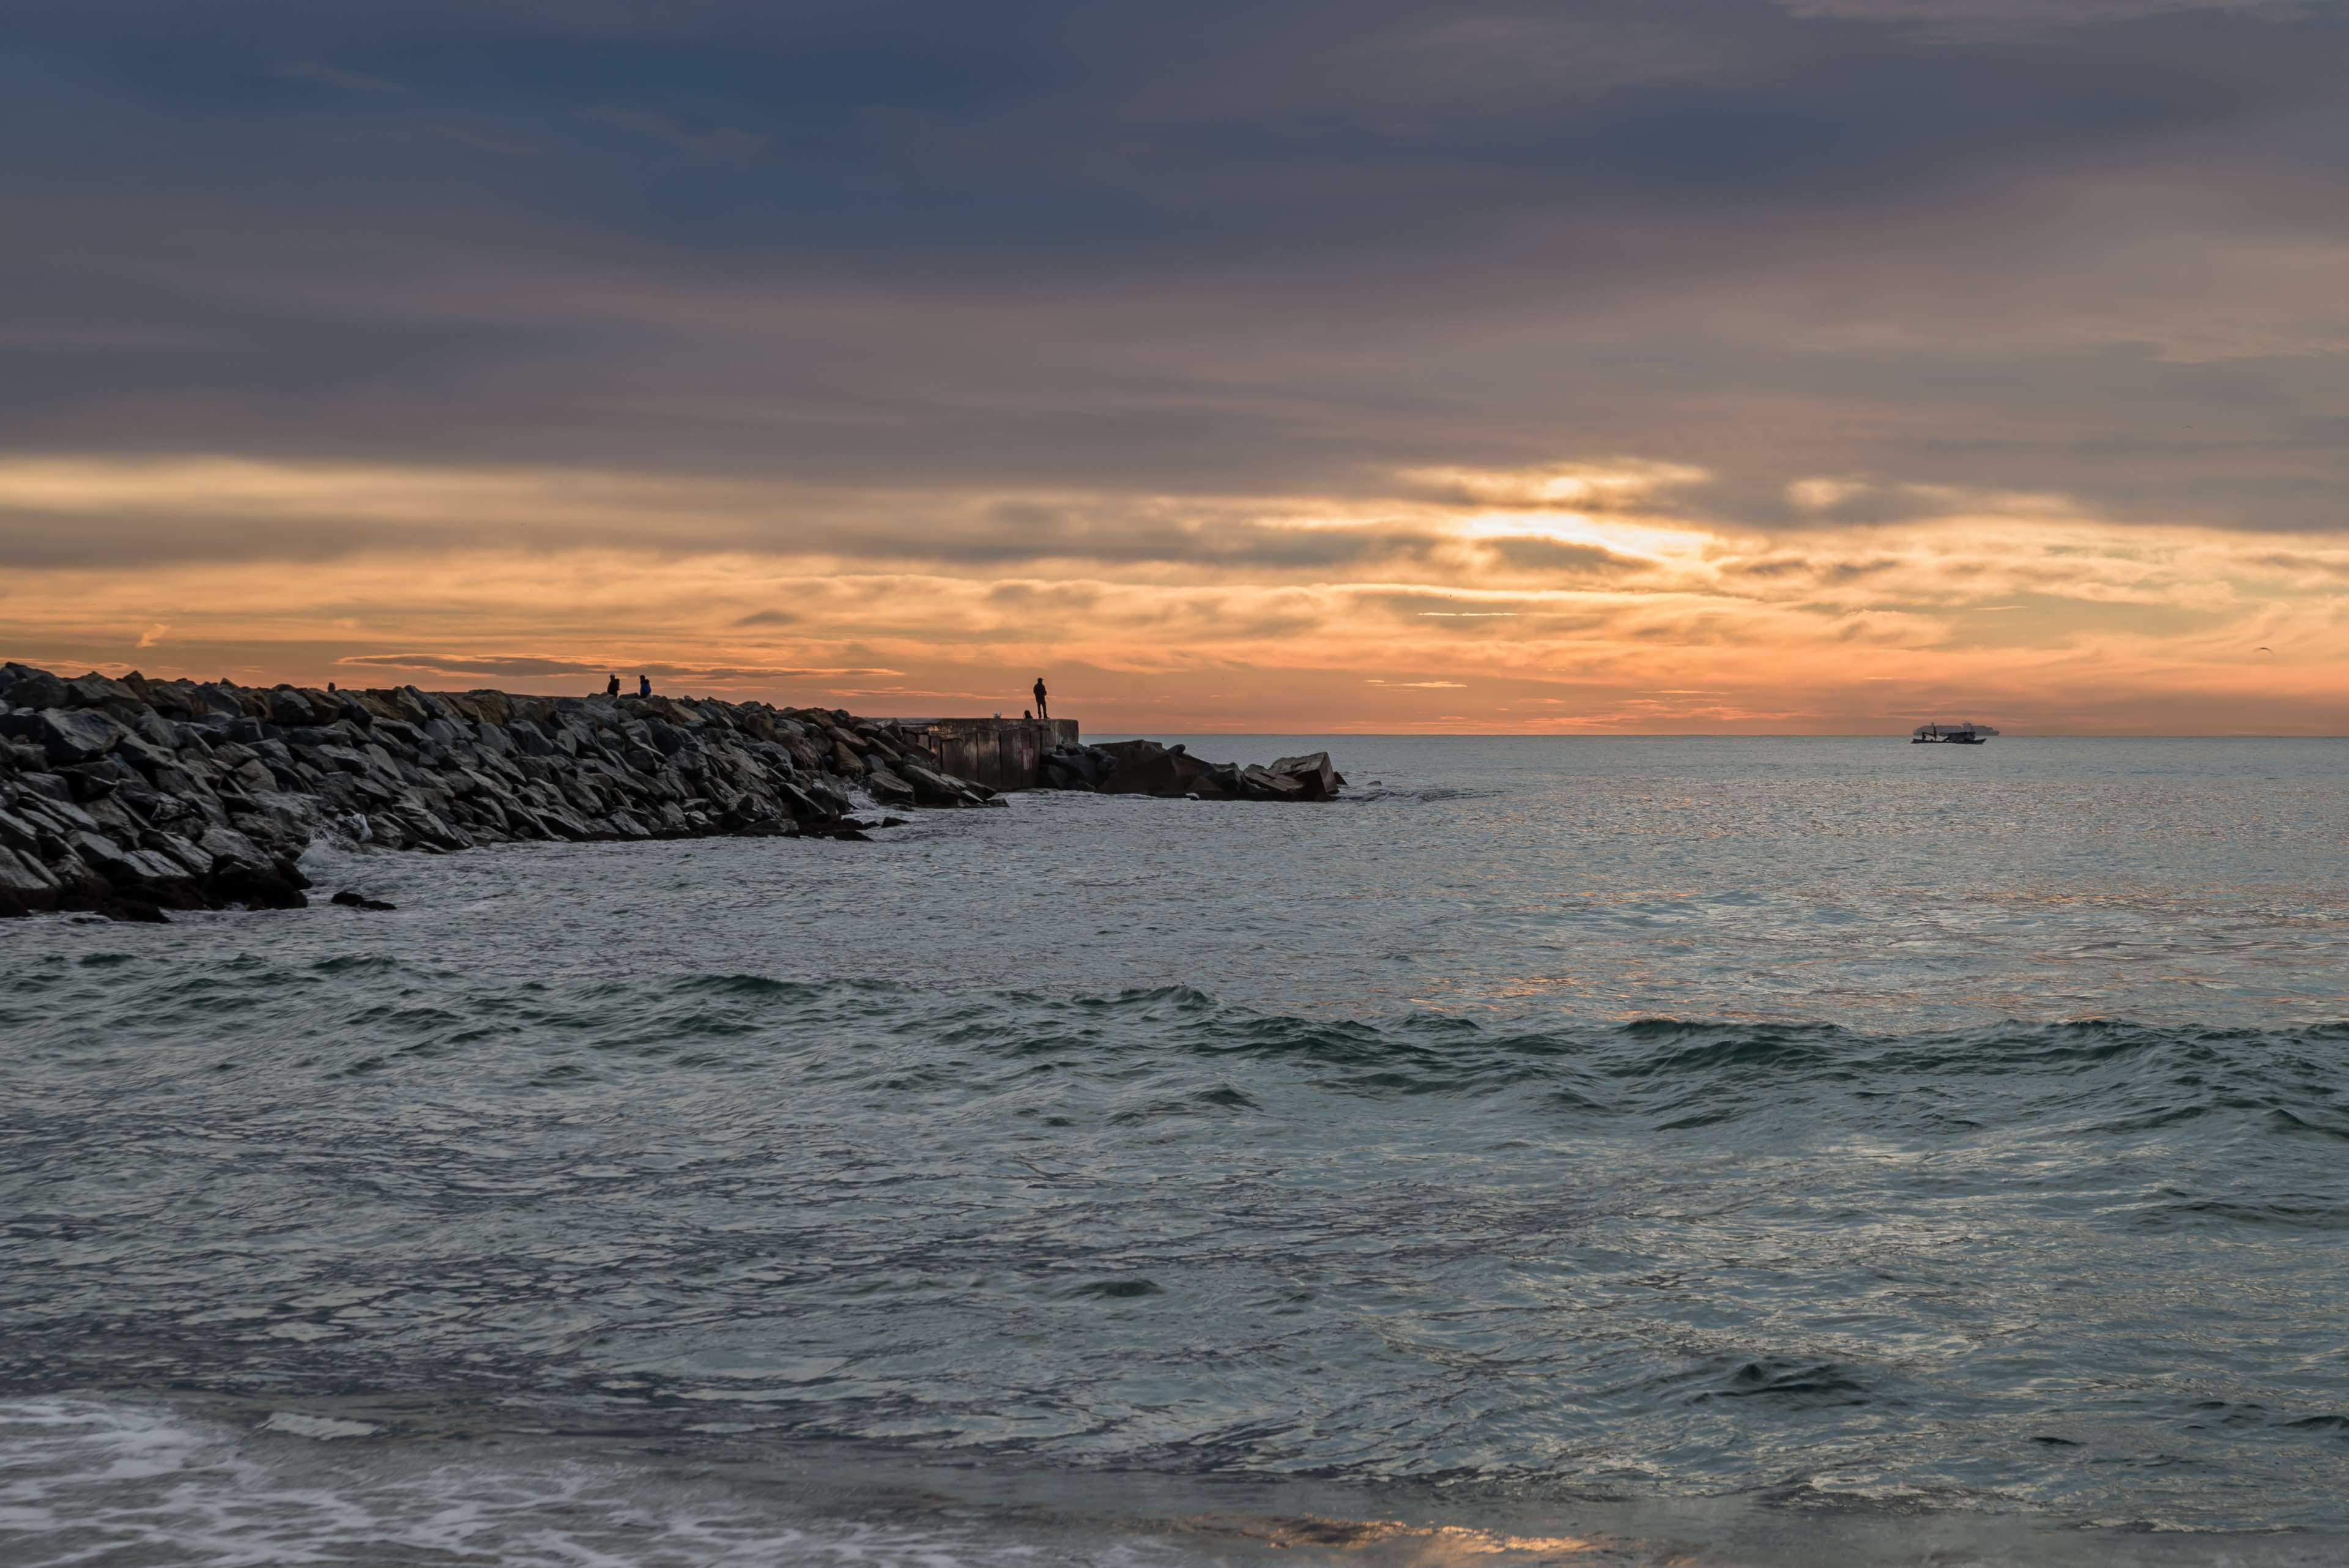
[{"xmin": 4, "ymin": 737, "xmax": 2347, "ymax": 1566}]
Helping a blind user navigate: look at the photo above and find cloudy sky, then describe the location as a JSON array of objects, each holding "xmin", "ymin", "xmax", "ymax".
[{"xmin": 4, "ymin": 0, "xmax": 2344, "ymax": 731}]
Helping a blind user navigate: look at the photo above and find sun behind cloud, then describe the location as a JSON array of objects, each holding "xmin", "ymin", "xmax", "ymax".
[{"xmin": 2, "ymin": 452, "xmax": 2339, "ymax": 734}]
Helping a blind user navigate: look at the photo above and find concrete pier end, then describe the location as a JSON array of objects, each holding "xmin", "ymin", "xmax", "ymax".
[{"xmin": 894, "ymin": 717, "xmax": 1077, "ymax": 793}]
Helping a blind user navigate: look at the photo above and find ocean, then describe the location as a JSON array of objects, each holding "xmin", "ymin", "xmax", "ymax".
[{"xmin": 5, "ymin": 736, "xmax": 2347, "ymax": 1566}]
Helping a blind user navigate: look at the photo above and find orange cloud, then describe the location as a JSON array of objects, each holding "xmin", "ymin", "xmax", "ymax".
[{"xmin": 2, "ymin": 455, "xmax": 2342, "ymax": 734}]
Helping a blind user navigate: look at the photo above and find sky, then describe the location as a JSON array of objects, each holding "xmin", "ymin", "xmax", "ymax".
[{"xmin": 2, "ymin": 0, "xmax": 2345, "ymax": 733}]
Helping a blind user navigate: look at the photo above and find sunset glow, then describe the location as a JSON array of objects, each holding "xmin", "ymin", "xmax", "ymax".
[
  {"xmin": 4, "ymin": 0, "xmax": 2345, "ymax": 732},
  {"xmin": 5, "ymin": 454, "xmax": 2340, "ymax": 732}
]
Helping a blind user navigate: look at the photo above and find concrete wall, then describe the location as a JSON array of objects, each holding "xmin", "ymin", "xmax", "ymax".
[{"xmin": 896, "ymin": 718, "xmax": 1077, "ymax": 792}]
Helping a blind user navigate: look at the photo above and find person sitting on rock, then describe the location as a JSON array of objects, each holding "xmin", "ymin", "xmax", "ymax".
[
  {"xmin": 606, "ymin": 673, "xmax": 620, "ymax": 697},
  {"xmin": 638, "ymin": 674, "xmax": 651, "ymax": 697},
  {"xmin": 1032, "ymin": 676, "xmax": 1048, "ymax": 720}
]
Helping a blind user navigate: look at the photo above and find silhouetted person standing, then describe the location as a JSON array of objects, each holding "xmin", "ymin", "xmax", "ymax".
[
  {"xmin": 606, "ymin": 673, "xmax": 620, "ymax": 697},
  {"xmin": 1031, "ymin": 677, "xmax": 1048, "ymax": 721},
  {"xmin": 639, "ymin": 674, "xmax": 651, "ymax": 698}
]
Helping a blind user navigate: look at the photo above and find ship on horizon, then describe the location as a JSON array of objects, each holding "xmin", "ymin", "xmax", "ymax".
[{"xmin": 1912, "ymin": 721, "xmax": 1998, "ymax": 745}]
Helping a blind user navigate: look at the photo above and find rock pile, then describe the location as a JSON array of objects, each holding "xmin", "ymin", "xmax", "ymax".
[
  {"xmin": 0, "ymin": 663, "xmax": 1349, "ymax": 923},
  {"xmin": 1041, "ymin": 740, "xmax": 1346, "ymax": 802},
  {"xmin": 0, "ymin": 663, "xmax": 1009, "ymax": 921}
]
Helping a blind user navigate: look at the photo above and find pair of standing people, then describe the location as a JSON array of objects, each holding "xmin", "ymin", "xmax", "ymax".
[{"xmin": 605, "ymin": 674, "xmax": 650, "ymax": 698}]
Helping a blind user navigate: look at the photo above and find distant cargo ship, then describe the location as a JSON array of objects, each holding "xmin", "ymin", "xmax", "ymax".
[{"xmin": 1912, "ymin": 721, "xmax": 1998, "ymax": 745}]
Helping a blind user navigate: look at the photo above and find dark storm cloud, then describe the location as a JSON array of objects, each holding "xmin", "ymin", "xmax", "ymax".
[{"xmin": 2, "ymin": 0, "xmax": 2345, "ymax": 537}]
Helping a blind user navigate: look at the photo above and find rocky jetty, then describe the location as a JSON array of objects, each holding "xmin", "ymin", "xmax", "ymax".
[
  {"xmin": 0, "ymin": 663, "xmax": 1345, "ymax": 923},
  {"xmin": 1042, "ymin": 740, "xmax": 1346, "ymax": 802}
]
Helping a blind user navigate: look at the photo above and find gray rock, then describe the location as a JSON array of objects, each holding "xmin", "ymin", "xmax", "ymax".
[
  {"xmin": 146, "ymin": 763, "xmax": 206, "ymax": 799},
  {"xmin": 371, "ymin": 717, "xmax": 425, "ymax": 750},
  {"xmin": 62, "ymin": 672, "xmax": 137, "ymax": 708},
  {"xmin": 7, "ymin": 708, "xmax": 127, "ymax": 766},
  {"xmin": 1241, "ymin": 765, "xmax": 1308, "ymax": 800},
  {"xmin": 0, "ymin": 845, "xmax": 62, "ymax": 919},
  {"xmin": 198, "ymin": 825, "xmax": 271, "ymax": 869},
  {"xmin": 236, "ymin": 790, "xmax": 321, "ymax": 849},
  {"xmin": 131, "ymin": 710, "xmax": 181, "ymax": 751},
  {"xmin": 84, "ymin": 795, "xmax": 149, "ymax": 838},
  {"xmin": 6, "ymin": 671, "xmax": 69, "ymax": 710},
  {"xmin": 0, "ymin": 804, "xmax": 42, "ymax": 851},
  {"xmin": 864, "ymin": 765, "xmax": 917, "ymax": 807},
  {"xmin": 71, "ymin": 830, "xmax": 193, "ymax": 889},
  {"xmin": 269, "ymin": 688, "xmax": 319, "ymax": 727},
  {"xmin": 145, "ymin": 831, "xmax": 213, "ymax": 877},
  {"xmin": 507, "ymin": 719, "xmax": 556, "ymax": 757},
  {"xmin": 1269, "ymin": 751, "xmax": 1343, "ymax": 799},
  {"xmin": 390, "ymin": 804, "xmax": 473, "ymax": 850},
  {"xmin": 114, "ymin": 732, "xmax": 181, "ymax": 776},
  {"xmin": 20, "ymin": 792, "xmax": 100, "ymax": 834},
  {"xmin": 190, "ymin": 683, "xmax": 244, "ymax": 719},
  {"xmin": 895, "ymin": 763, "xmax": 967, "ymax": 808},
  {"xmin": 15, "ymin": 773, "xmax": 72, "ymax": 804},
  {"xmin": 205, "ymin": 855, "xmax": 309, "ymax": 909}
]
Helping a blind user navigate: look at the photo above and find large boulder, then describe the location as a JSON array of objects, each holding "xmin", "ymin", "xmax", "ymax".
[
  {"xmin": 62, "ymin": 672, "xmax": 139, "ymax": 709},
  {"xmin": 0, "ymin": 804, "xmax": 45, "ymax": 856},
  {"xmin": 1185, "ymin": 762, "xmax": 1245, "ymax": 801},
  {"xmin": 769, "ymin": 779, "xmax": 832, "ymax": 825},
  {"xmin": 70, "ymin": 829, "xmax": 207, "ymax": 907},
  {"xmin": 2, "ymin": 669, "xmax": 69, "ymax": 710},
  {"xmin": 128, "ymin": 709, "xmax": 181, "ymax": 751},
  {"xmin": 863, "ymin": 765, "xmax": 917, "ymax": 808},
  {"xmin": 1098, "ymin": 750, "xmax": 1177, "ymax": 797},
  {"xmin": 69, "ymin": 828, "xmax": 184, "ymax": 885},
  {"xmin": 205, "ymin": 858, "xmax": 310, "ymax": 909},
  {"xmin": 143, "ymin": 830, "xmax": 213, "ymax": 879},
  {"xmin": 1241, "ymin": 765, "xmax": 1308, "ymax": 801},
  {"xmin": 507, "ymin": 719, "xmax": 557, "ymax": 757},
  {"xmin": 269, "ymin": 687, "xmax": 321, "ymax": 727},
  {"xmin": 190, "ymin": 683, "xmax": 245, "ymax": 719},
  {"xmin": 1, "ymin": 709, "xmax": 128, "ymax": 767},
  {"xmin": 1100, "ymin": 744, "xmax": 1221, "ymax": 798},
  {"xmin": 896, "ymin": 762, "xmax": 968, "ymax": 808},
  {"xmin": 1041, "ymin": 757, "xmax": 1093, "ymax": 791},
  {"xmin": 0, "ymin": 845, "xmax": 60, "ymax": 916},
  {"xmin": 1269, "ymin": 751, "xmax": 1343, "ymax": 800},
  {"xmin": 1093, "ymin": 738, "xmax": 1167, "ymax": 770},
  {"xmin": 197, "ymin": 825, "xmax": 272, "ymax": 869},
  {"xmin": 17, "ymin": 790, "xmax": 100, "ymax": 834},
  {"xmin": 232, "ymin": 790, "xmax": 322, "ymax": 854},
  {"xmin": 1042, "ymin": 745, "xmax": 1115, "ymax": 790}
]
